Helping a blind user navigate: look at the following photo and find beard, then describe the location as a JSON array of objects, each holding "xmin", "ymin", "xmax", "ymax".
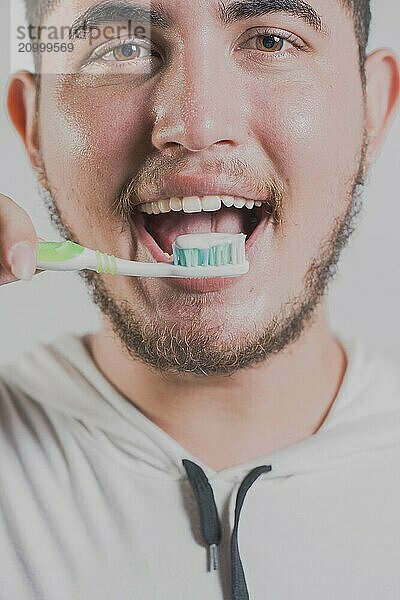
[{"xmin": 39, "ymin": 138, "xmax": 368, "ymax": 377}]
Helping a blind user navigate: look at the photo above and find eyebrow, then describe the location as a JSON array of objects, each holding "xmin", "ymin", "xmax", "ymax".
[
  {"xmin": 69, "ymin": 1, "xmax": 171, "ymax": 39},
  {"xmin": 218, "ymin": 0, "xmax": 326, "ymax": 33},
  {"xmin": 69, "ymin": 0, "xmax": 326, "ymax": 41}
]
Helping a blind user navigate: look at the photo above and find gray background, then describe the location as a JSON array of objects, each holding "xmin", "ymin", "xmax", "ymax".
[{"xmin": 0, "ymin": 0, "xmax": 399, "ymax": 365}]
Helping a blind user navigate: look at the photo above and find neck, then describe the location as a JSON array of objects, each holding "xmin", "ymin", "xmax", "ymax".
[{"xmin": 86, "ymin": 305, "xmax": 346, "ymax": 472}]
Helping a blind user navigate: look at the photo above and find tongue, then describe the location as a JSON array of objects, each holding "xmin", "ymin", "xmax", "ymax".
[{"xmin": 145, "ymin": 207, "xmax": 247, "ymax": 254}]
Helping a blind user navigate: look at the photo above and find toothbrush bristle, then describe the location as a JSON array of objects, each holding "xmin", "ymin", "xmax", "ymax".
[{"xmin": 172, "ymin": 234, "xmax": 246, "ymax": 268}]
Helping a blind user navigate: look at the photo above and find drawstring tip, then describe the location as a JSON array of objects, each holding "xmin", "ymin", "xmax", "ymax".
[{"xmin": 209, "ymin": 544, "xmax": 219, "ymax": 572}]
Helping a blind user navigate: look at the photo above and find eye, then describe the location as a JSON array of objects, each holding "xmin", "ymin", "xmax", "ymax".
[
  {"xmin": 238, "ymin": 28, "xmax": 306, "ymax": 56},
  {"xmin": 82, "ymin": 36, "xmax": 162, "ymax": 74},
  {"xmin": 256, "ymin": 35, "xmax": 285, "ymax": 53},
  {"xmin": 101, "ymin": 42, "xmax": 151, "ymax": 62}
]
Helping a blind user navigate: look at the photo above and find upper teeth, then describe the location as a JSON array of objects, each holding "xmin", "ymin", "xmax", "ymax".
[{"xmin": 138, "ymin": 195, "xmax": 263, "ymax": 215}]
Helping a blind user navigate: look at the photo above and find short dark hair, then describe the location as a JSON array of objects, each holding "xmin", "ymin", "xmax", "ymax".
[
  {"xmin": 25, "ymin": 0, "xmax": 371, "ymax": 69},
  {"xmin": 342, "ymin": 0, "xmax": 371, "ymax": 68}
]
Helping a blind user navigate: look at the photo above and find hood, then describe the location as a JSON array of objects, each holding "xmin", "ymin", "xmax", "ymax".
[{"xmin": 1, "ymin": 332, "xmax": 400, "ymax": 484}]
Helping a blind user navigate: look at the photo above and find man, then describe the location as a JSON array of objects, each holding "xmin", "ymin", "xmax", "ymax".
[{"xmin": 0, "ymin": 0, "xmax": 399, "ymax": 598}]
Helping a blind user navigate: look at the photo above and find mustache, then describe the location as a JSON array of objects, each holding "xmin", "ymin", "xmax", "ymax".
[{"xmin": 112, "ymin": 153, "xmax": 285, "ymax": 225}]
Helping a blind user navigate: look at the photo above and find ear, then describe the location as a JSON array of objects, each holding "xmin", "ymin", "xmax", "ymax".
[
  {"xmin": 364, "ymin": 49, "xmax": 400, "ymax": 167},
  {"xmin": 7, "ymin": 71, "xmax": 42, "ymax": 173}
]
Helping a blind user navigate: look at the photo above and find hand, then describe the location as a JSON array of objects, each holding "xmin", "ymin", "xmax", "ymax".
[{"xmin": 0, "ymin": 193, "xmax": 41, "ymax": 286}]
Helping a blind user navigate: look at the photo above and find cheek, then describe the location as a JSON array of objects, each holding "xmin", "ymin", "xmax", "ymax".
[
  {"xmin": 39, "ymin": 76, "xmax": 151, "ymax": 248},
  {"xmin": 253, "ymin": 76, "xmax": 364, "ymax": 187},
  {"xmin": 252, "ymin": 76, "xmax": 364, "ymax": 230},
  {"xmin": 247, "ymin": 75, "xmax": 365, "ymax": 294}
]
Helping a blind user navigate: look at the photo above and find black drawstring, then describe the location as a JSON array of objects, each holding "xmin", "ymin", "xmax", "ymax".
[
  {"xmin": 182, "ymin": 459, "xmax": 272, "ymax": 599},
  {"xmin": 230, "ymin": 465, "xmax": 272, "ymax": 600},
  {"xmin": 182, "ymin": 459, "xmax": 222, "ymax": 571}
]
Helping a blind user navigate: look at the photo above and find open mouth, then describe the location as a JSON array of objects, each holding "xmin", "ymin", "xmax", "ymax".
[{"xmin": 132, "ymin": 195, "xmax": 272, "ymax": 260}]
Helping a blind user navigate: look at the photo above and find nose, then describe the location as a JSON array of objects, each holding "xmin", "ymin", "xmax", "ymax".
[{"xmin": 151, "ymin": 44, "xmax": 249, "ymax": 152}]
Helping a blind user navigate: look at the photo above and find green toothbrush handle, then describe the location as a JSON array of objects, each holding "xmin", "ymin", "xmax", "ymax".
[{"xmin": 36, "ymin": 241, "xmax": 87, "ymax": 271}]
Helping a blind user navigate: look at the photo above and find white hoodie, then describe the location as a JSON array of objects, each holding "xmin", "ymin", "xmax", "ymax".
[{"xmin": 0, "ymin": 334, "xmax": 399, "ymax": 600}]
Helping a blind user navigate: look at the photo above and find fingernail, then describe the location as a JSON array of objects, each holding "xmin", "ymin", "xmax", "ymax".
[{"xmin": 8, "ymin": 242, "xmax": 37, "ymax": 281}]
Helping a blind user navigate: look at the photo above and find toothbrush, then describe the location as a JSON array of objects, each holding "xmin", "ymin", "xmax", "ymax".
[{"xmin": 36, "ymin": 233, "xmax": 249, "ymax": 279}]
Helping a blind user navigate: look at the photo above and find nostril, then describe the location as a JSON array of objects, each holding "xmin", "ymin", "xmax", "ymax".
[{"xmin": 167, "ymin": 141, "xmax": 205, "ymax": 152}]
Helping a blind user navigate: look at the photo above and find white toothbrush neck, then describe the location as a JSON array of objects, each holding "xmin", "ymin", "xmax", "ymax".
[{"xmin": 112, "ymin": 256, "xmax": 249, "ymax": 278}]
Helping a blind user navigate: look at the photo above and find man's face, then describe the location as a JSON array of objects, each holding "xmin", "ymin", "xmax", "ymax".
[{"xmin": 37, "ymin": 0, "xmax": 366, "ymax": 373}]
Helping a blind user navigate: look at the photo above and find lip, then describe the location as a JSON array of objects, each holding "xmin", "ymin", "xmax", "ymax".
[
  {"xmin": 136, "ymin": 173, "xmax": 271, "ymax": 207},
  {"xmin": 130, "ymin": 207, "xmax": 271, "ymax": 293}
]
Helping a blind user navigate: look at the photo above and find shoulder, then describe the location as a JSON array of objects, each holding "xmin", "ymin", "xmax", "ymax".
[
  {"xmin": 0, "ymin": 334, "xmax": 88, "ymax": 455},
  {"xmin": 341, "ymin": 336, "xmax": 400, "ymax": 399},
  {"xmin": 325, "ymin": 336, "xmax": 400, "ymax": 432},
  {"xmin": 0, "ymin": 333, "xmax": 91, "ymax": 406}
]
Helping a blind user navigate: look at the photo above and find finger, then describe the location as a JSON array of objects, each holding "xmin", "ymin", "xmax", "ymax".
[{"xmin": 0, "ymin": 193, "xmax": 38, "ymax": 282}]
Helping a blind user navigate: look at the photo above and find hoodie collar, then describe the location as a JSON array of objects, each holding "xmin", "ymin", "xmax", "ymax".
[{"xmin": 3, "ymin": 332, "xmax": 400, "ymax": 483}]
